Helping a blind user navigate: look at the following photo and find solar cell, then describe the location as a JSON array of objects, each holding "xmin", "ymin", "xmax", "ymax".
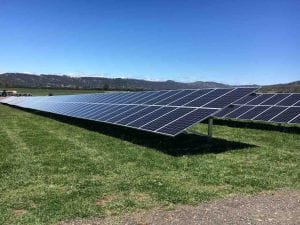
[
  {"xmin": 0, "ymin": 87, "xmax": 257, "ymax": 136},
  {"xmin": 233, "ymin": 93, "xmax": 259, "ymax": 104},
  {"xmin": 238, "ymin": 106, "xmax": 269, "ymax": 120},
  {"xmin": 107, "ymin": 105, "xmax": 148, "ymax": 123},
  {"xmin": 247, "ymin": 94, "xmax": 274, "ymax": 105},
  {"xmin": 141, "ymin": 107, "xmax": 193, "ymax": 131},
  {"xmin": 115, "ymin": 106, "xmax": 160, "ymax": 124},
  {"xmin": 99, "ymin": 105, "xmax": 133, "ymax": 121},
  {"xmin": 81, "ymin": 104, "xmax": 114, "ymax": 119},
  {"xmin": 215, "ymin": 93, "xmax": 300, "ymax": 125},
  {"xmin": 253, "ymin": 106, "xmax": 287, "ymax": 121},
  {"xmin": 290, "ymin": 115, "xmax": 300, "ymax": 124},
  {"xmin": 204, "ymin": 88, "xmax": 258, "ymax": 108},
  {"xmin": 155, "ymin": 89, "xmax": 195, "ymax": 105},
  {"xmin": 294, "ymin": 101, "xmax": 300, "ymax": 107},
  {"xmin": 185, "ymin": 89, "xmax": 230, "ymax": 107},
  {"xmin": 143, "ymin": 90, "xmax": 180, "ymax": 105},
  {"xmin": 224, "ymin": 106, "xmax": 254, "ymax": 118},
  {"xmin": 157, "ymin": 108, "xmax": 218, "ymax": 136},
  {"xmin": 277, "ymin": 94, "xmax": 300, "ymax": 106},
  {"xmin": 94, "ymin": 105, "xmax": 125, "ymax": 120},
  {"xmin": 270, "ymin": 107, "xmax": 299, "ymax": 123},
  {"xmin": 128, "ymin": 106, "xmax": 176, "ymax": 128},
  {"xmin": 213, "ymin": 105, "xmax": 238, "ymax": 117},
  {"xmin": 262, "ymin": 94, "xmax": 290, "ymax": 105},
  {"xmin": 133, "ymin": 91, "xmax": 169, "ymax": 104},
  {"xmin": 169, "ymin": 89, "xmax": 213, "ymax": 106}
]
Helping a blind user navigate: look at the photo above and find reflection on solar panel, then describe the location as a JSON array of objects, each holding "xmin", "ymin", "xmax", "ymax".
[
  {"xmin": 215, "ymin": 93, "xmax": 300, "ymax": 124},
  {"xmin": 0, "ymin": 88, "xmax": 256, "ymax": 136}
]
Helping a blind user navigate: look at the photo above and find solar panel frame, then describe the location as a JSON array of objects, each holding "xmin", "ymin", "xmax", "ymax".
[
  {"xmin": 0, "ymin": 87, "xmax": 258, "ymax": 136},
  {"xmin": 215, "ymin": 93, "xmax": 300, "ymax": 125}
]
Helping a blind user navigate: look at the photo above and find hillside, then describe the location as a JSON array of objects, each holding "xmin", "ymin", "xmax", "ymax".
[
  {"xmin": 0, "ymin": 73, "xmax": 229, "ymax": 90},
  {"xmin": 260, "ymin": 81, "xmax": 300, "ymax": 93}
]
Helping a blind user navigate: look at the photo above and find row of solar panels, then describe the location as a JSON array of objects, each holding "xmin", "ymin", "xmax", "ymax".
[
  {"xmin": 0, "ymin": 88, "xmax": 257, "ymax": 136},
  {"xmin": 215, "ymin": 93, "xmax": 300, "ymax": 124},
  {"xmin": 1, "ymin": 88, "xmax": 299, "ymax": 136}
]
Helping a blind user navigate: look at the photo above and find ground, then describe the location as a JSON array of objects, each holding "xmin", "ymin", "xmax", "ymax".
[
  {"xmin": 0, "ymin": 104, "xmax": 299, "ymax": 225},
  {"xmin": 58, "ymin": 190, "xmax": 300, "ymax": 225}
]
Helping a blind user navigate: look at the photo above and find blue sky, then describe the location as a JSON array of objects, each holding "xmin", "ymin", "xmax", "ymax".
[{"xmin": 0, "ymin": 0, "xmax": 299, "ymax": 85}]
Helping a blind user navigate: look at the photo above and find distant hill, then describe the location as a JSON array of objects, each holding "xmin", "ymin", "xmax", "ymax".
[
  {"xmin": 0, "ymin": 73, "xmax": 229, "ymax": 90},
  {"xmin": 260, "ymin": 81, "xmax": 300, "ymax": 93},
  {"xmin": 0, "ymin": 73, "xmax": 298, "ymax": 93}
]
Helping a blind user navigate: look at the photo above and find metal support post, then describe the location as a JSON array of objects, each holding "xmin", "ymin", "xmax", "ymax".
[{"xmin": 208, "ymin": 118, "xmax": 213, "ymax": 138}]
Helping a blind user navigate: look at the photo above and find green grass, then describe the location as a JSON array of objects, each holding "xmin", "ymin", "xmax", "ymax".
[
  {"xmin": 0, "ymin": 87, "xmax": 103, "ymax": 96},
  {"xmin": 0, "ymin": 104, "xmax": 299, "ymax": 225}
]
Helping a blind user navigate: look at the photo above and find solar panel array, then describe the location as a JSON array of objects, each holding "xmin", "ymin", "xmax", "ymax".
[
  {"xmin": 0, "ymin": 88, "xmax": 256, "ymax": 136},
  {"xmin": 215, "ymin": 93, "xmax": 300, "ymax": 124}
]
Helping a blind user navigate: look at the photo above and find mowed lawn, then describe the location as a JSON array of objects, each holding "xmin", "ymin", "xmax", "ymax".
[{"xmin": 0, "ymin": 104, "xmax": 299, "ymax": 225}]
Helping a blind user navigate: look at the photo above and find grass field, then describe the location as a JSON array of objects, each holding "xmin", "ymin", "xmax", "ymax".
[
  {"xmin": 0, "ymin": 104, "xmax": 299, "ymax": 225},
  {"xmin": 0, "ymin": 87, "xmax": 104, "ymax": 96}
]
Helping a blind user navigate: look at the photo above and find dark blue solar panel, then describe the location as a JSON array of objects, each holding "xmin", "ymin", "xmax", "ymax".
[
  {"xmin": 101, "ymin": 93, "xmax": 127, "ymax": 103},
  {"xmin": 290, "ymin": 115, "xmax": 300, "ymax": 124},
  {"xmin": 144, "ymin": 90, "xmax": 180, "ymax": 105},
  {"xmin": 262, "ymin": 94, "xmax": 290, "ymax": 105},
  {"xmin": 82, "ymin": 105, "xmax": 115, "ymax": 119},
  {"xmin": 141, "ymin": 107, "xmax": 193, "ymax": 131},
  {"xmin": 224, "ymin": 106, "xmax": 254, "ymax": 118},
  {"xmin": 169, "ymin": 89, "xmax": 213, "ymax": 106},
  {"xmin": 99, "ymin": 105, "xmax": 133, "ymax": 121},
  {"xmin": 125, "ymin": 92, "xmax": 153, "ymax": 104},
  {"xmin": 247, "ymin": 94, "xmax": 274, "ymax": 105},
  {"xmin": 253, "ymin": 106, "xmax": 287, "ymax": 121},
  {"xmin": 276, "ymin": 94, "xmax": 300, "ymax": 106},
  {"xmin": 75, "ymin": 104, "xmax": 103, "ymax": 117},
  {"xmin": 56, "ymin": 103, "xmax": 83, "ymax": 115},
  {"xmin": 95, "ymin": 94, "xmax": 121, "ymax": 103},
  {"xmin": 270, "ymin": 107, "xmax": 299, "ymax": 123},
  {"xmin": 294, "ymin": 101, "xmax": 300, "ymax": 106},
  {"xmin": 204, "ymin": 88, "xmax": 257, "ymax": 108},
  {"xmin": 238, "ymin": 106, "xmax": 269, "ymax": 120},
  {"xmin": 128, "ymin": 106, "xmax": 176, "ymax": 128},
  {"xmin": 233, "ymin": 93, "xmax": 259, "ymax": 104},
  {"xmin": 157, "ymin": 108, "xmax": 217, "ymax": 135},
  {"xmin": 116, "ymin": 106, "xmax": 161, "ymax": 125},
  {"xmin": 133, "ymin": 91, "xmax": 168, "ymax": 104},
  {"xmin": 42, "ymin": 102, "xmax": 61, "ymax": 113},
  {"xmin": 0, "ymin": 87, "xmax": 259, "ymax": 136},
  {"xmin": 214, "ymin": 105, "xmax": 240, "ymax": 117},
  {"xmin": 66, "ymin": 104, "xmax": 92, "ymax": 117},
  {"xmin": 155, "ymin": 90, "xmax": 195, "ymax": 105},
  {"xmin": 107, "ymin": 105, "xmax": 147, "ymax": 123},
  {"xmin": 93, "ymin": 105, "xmax": 125, "ymax": 120},
  {"xmin": 186, "ymin": 89, "xmax": 230, "ymax": 107},
  {"xmin": 107, "ymin": 93, "xmax": 137, "ymax": 104}
]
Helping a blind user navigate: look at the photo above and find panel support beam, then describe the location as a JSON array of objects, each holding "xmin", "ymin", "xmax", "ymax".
[{"xmin": 208, "ymin": 117, "xmax": 213, "ymax": 138}]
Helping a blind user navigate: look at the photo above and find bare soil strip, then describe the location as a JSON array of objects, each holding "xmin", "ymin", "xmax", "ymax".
[{"xmin": 59, "ymin": 190, "xmax": 300, "ymax": 225}]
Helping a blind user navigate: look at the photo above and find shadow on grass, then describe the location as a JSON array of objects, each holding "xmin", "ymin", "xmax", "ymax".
[
  {"xmin": 211, "ymin": 118, "xmax": 300, "ymax": 134},
  {"xmin": 15, "ymin": 108, "xmax": 256, "ymax": 157}
]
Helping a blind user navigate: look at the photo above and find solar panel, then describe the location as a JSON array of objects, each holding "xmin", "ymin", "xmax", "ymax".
[
  {"xmin": 0, "ymin": 88, "xmax": 257, "ymax": 136},
  {"xmin": 216, "ymin": 93, "xmax": 300, "ymax": 125}
]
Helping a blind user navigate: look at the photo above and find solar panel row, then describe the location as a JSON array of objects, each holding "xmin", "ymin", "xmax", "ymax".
[
  {"xmin": 0, "ymin": 88, "xmax": 257, "ymax": 136},
  {"xmin": 215, "ymin": 93, "xmax": 300, "ymax": 124}
]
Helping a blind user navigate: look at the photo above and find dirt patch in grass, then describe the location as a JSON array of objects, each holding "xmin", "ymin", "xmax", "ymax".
[
  {"xmin": 95, "ymin": 195, "xmax": 119, "ymax": 206},
  {"xmin": 58, "ymin": 190, "xmax": 300, "ymax": 225},
  {"xmin": 12, "ymin": 209, "xmax": 27, "ymax": 218}
]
